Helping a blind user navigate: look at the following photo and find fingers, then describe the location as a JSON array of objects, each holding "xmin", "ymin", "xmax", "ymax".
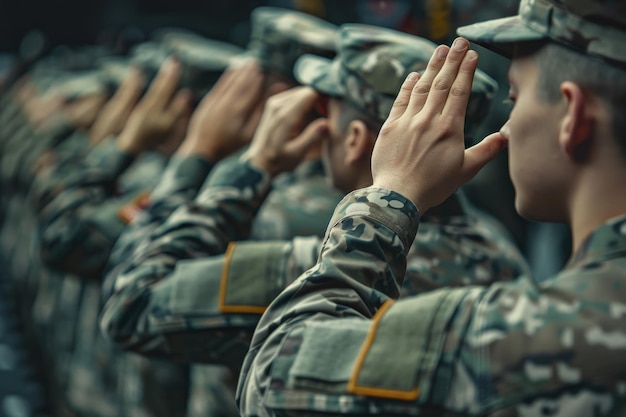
[
  {"xmin": 171, "ymin": 89, "xmax": 193, "ymax": 118},
  {"xmin": 112, "ymin": 68, "xmax": 145, "ymax": 113},
  {"xmin": 143, "ymin": 57, "xmax": 182, "ymax": 108},
  {"xmin": 406, "ymin": 45, "xmax": 448, "ymax": 115},
  {"xmin": 279, "ymin": 87, "xmax": 318, "ymax": 117},
  {"xmin": 226, "ymin": 63, "xmax": 265, "ymax": 114},
  {"xmin": 287, "ymin": 117, "xmax": 329, "ymax": 157},
  {"xmin": 423, "ymin": 38, "xmax": 471, "ymax": 115},
  {"xmin": 387, "ymin": 72, "xmax": 420, "ymax": 121},
  {"xmin": 461, "ymin": 131, "xmax": 507, "ymax": 182},
  {"xmin": 441, "ymin": 50, "xmax": 478, "ymax": 120}
]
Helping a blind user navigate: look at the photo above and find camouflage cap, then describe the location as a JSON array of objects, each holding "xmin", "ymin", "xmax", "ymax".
[
  {"xmin": 294, "ymin": 24, "xmax": 498, "ymax": 137},
  {"xmin": 247, "ymin": 6, "xmax": 338, "ymax": 81},
  {"xmin": 127, "ymin": 35, "xmax": 242, "ymax": 100},
  {"xmin": 457, "ymin": 0, "xmax": 626, "ymax": 67},
  {"xmin": 163, "ymin": 32, "xmax": 244, "ymax": 97}
]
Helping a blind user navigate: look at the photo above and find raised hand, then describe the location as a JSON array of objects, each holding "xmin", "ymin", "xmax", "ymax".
[
  {"xmin": 243, "ymin": 86, "xmax": 329, "ymax": 177},
  {"xmin": 371, "ymin": 37, "xmax": 507, "ymax": 213},
  {"xmin": 63, "ymin": 94, "xmax": 108, "ymax": 131},
  {"xmin": 176, "ymin": 60, "xmax": 266, "ymax": 161},
  {"xmin": 89, "ymin": 66, "xmax": 145, "ymax": 145},
  {"xmin": 116, "ymin": 57, "xmax": 193, "ymax": 155}
]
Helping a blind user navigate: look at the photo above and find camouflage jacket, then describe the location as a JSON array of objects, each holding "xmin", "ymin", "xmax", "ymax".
[
  {"xmin": 249, "ymin": 159, "xmax": 343, "ymax": 240},
  {"xmin": 101, "ymin": 159, "xmax": 528, "ymax": 369},
  {"xmin": 31, "ymin": 137, "xmax": 167, "ymax": 277},
  {"xmin": 237, "ymin": 187, "xmax": 626, "ymax": 416}
]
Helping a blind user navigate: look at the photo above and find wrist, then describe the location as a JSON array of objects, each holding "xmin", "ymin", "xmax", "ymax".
[
  {"xmin": 116, "ymin": 130, "xmax": 144, "ymax": 156},
  {"xmin": 371, "ymin": 178, "xmax": 430, "ymax": 213},
  {"xmin": 176, "ymin": 135, "xmax": 221, "ymax": 163}
]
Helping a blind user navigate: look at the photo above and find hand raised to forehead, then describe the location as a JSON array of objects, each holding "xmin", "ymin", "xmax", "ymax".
[
  {"xmin": 176, "ymin": 60, "xmax": 266, "ymax": 161},
  {"xmin": 243, "ymin": 86, "xmax": 329, "ymax": 177},
  {"xmin": 371, "ymin": 37, "xmax": 507, "ymax": 213},
  {"xmin": 89, "ymin": 66, "xmax": 145, "ymax": 145},
  {"xmin": 116, "ymin": 57, "xmax": 193, "ymax": 155}
]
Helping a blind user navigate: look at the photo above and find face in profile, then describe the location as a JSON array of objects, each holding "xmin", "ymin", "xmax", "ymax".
[{"xmin": 504, "ymin": 51, "xmax": 571, "ymax": 223}]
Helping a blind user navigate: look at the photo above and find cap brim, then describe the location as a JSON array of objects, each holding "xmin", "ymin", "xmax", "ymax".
[
  {"xmin": 457, "ymin": 15, "xmax": 547, "ymax": 58},
  {"xmin": 293, "ymin": 54, "xmax": 341, "ymax": 97}
]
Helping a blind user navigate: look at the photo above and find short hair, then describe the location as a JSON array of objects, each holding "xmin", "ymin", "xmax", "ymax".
[
  {"xmin": 530, "ymin": 42, "xmax": 626, "ymax": 159},
  {"xmin": 333, "ymin": 98, "xmax": 384, "ymax": 137}
]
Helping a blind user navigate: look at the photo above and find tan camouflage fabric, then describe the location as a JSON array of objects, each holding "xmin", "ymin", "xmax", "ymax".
[
  {"xmin": 100, "ymin": 156, "xmax": 528, "ymax": 367},
  {"xmin": 457, "ymin": 0, "xmax": 626, "ymax": 66},
  {"xmin": 247, "ymin": 159, "xmax": 343, "ymax": 240},
  {"xmin": 294, "ymin": 24, "xmax": 498, "ymax": 137},
  {"xmin": 247, "ymin": 6, "xmax": 338, "ymax": 80},
  {"xmin": 237, "ymin": 187, "xmax": 626, "ymax": 416}
]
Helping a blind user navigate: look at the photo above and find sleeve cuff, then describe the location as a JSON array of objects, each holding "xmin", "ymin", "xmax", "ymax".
[
  {"xmin": 328, "ymin": 186, "xmax": 420, "ymax": 252},
  {"xmin": 150, "ymin": 155, "xmax": 215, "ymax": 201},
  {"xmin": 85, "ymin": 136, "xmax": 135, "ymax": 179}
]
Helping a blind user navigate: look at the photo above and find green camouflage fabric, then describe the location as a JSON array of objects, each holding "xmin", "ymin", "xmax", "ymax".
[
  {"xmin": 237, "ymin": 188, "xmax": 626, "ymax": 416},
  {"xmin": 247, "ymin": 159, "xmax": 343, "ymax": 240},
  {"xmin": 294, "ymin": 24, "xmax": 498, "ymax": 138},
  {"xmin": 0, "ymin": 59, "xmax": 195, "ymax": 417},
  {"xmin": 457, "ymin": 0, "xmax": 626, "ymax": 67},
  {"xmin": 100, "ymin": 156, "xmax": 528, "ymax": 365},
  {"xmin": 247, "ymin": 6, "xmax": 338, "ymax": 81}
]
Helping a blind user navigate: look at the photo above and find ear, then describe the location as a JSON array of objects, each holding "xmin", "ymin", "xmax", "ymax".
[
  {"xmin": 559, "ymin": 81, "xmax": 593, "ymax": 161},
  {"xmin": 344, "ymin": 119, "xmax": 375, "ymax": 165}
]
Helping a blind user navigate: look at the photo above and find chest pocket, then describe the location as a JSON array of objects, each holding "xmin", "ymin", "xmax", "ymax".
[{"xmin": 266, "ymin": 288, "xmax": 469, "ymax": 413}]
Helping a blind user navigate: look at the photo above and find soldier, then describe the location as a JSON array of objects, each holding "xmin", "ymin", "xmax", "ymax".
[
  {"xmin": 236, "ymin": 0, "xmax": 626, "ymax": 415},
  {"xmin": 103, "ymin": 10, "xmax": 344, "ymax": 417},
  {"xmin": 100, "ymin": 24, "xmax": 528, "ymax": 415}
]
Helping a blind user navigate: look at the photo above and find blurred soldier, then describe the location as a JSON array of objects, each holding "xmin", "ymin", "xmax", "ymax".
[
  {"xmin": 103, "ymin": 9, "xmax": 345, "ymax": 417},
  {"xmin": 237, "ymin": 0, "xmax": 626, "ymax": 415}
]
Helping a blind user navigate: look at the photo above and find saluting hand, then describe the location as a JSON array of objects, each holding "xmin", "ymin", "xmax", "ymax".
[
  {"xmin": 89, "ymin": 66, "xmax": 145, "ymax": 145},
  {"xmin": 116, "ymin": 57, "xmax": 192, "ymax": 155},
  {"xmin": 371, "ymin": 37, "xmax": 507, "ymax": 213},
  {"xmin": 176, "ymin": 60, "xmax": 266, "ymax": 161},
  {"xmin": 243, "ymin": 86, "xmax": 329, "ymax": 178}
]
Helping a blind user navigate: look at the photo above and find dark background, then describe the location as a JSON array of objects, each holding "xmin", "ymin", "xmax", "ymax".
[{"xmin": 0, "ymin": 0, "xmax": 522, "ymax": 55}]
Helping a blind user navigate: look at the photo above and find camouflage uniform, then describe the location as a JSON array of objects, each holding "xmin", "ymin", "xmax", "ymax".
[
  {"xmin": 238, "ymin": 2, "xmax": 626, "ymax": 415},
  {"xmin": 214, "ymin": 6, "xmax": 344, "ymax": 242},
  {"xmin": 22, "ymin": 40, "xmax": 240, "ymax": 417},
  {"xmin": 100, "ymin": 24, "xmax": 527, "ymax": 416},
  {"xmin": 105, "ymin": 11, "xmax": 343, "ymax": 417}
]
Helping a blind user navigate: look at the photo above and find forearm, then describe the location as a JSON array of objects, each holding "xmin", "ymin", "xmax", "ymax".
[
  {"xmin": 101, "ymin": 160, "xmax": 275, "ymax": 358},
  {"xmin": 238, "ymin": 187, "xmax": 419, "ymax": 415}
]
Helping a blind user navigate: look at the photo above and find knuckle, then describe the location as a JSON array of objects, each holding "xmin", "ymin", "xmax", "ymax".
[
  {"xmin": 450, "ymin": 84, "xmax": 469, "ymax": 98},
  {"xmin": 433, "ymin": 77, "xmax": 451, "ymax": 92},
  {"xmin": 413, "ymin": 83, "xmax": 431, "ymax": 96}
]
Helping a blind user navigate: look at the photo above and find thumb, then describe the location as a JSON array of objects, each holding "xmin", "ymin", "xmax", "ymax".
[
  {"xmin": 461, "ymin": 131, "xmax": 507, "ymax": 183},
  {"xmin": 287, "ymin": 118, "xmax": 329, "ymax": 157}
]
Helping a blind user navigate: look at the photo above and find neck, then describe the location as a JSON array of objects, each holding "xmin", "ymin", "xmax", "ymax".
[{"xmin": 569, "ymin": 163, "xmax": 626, "ymax": 253}]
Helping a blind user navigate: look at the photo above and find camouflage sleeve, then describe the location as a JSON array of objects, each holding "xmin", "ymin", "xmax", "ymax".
[
  {"xmin": 0, "ymin": 94, "xmax": 76, "ymax": 190},
  {"xmin": 237, "ymin": 186, "xmax": 420, "ymax": 414},
  {"xmin": 100, "ymin": 159, "xmax": 275, "ymax": 361},
  {"xmin": 31, "ymin": 137, "xmax": 137, "ymax": 278},
  {"xmin": 101, "ymin": 155, "xmax": 215, "ymax": 295},
  {"xmin": 238, "ymin": 187, "xmax": 626, "ymax": 416},
  {"xmin": 249, "ymin": 160, "xmax": 343, "ymax": 240},
  {"xmin": 101, "ymin": 236, "xmax": 321, "ymax": 366}
]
